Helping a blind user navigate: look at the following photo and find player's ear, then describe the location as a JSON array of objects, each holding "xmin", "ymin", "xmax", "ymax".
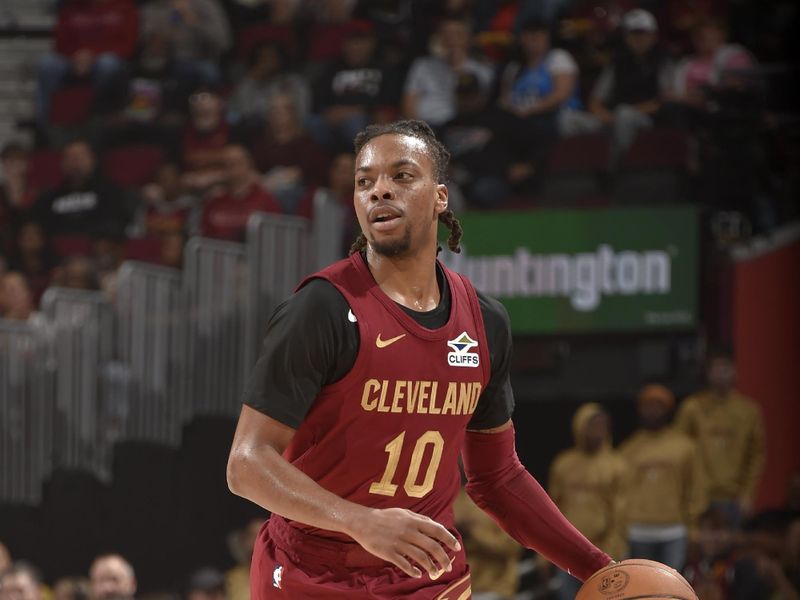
[{"xmin": 434, "ymin": 183, "xmax": 448, "ymax": 216}]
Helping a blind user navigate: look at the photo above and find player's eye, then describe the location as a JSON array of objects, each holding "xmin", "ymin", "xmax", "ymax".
[
  {"xmin": 395, "ymin": 172, "xmax": 413, "ymax": 180},
  {"xmin": 357, "ymin": 177, "xmax": 370, "ymax": 187}
]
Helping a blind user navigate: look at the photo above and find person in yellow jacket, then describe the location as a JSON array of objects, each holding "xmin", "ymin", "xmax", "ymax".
[
  {"xmin": 675, "ymin": 349, "xmax": 764, "ymax": 528},
  {"xmin": 619, "ymin": 384, "xmax": 708, "ymax": 570},
  {"xmin": 549, "ymin": 403, "xmax": 628, "ymax": 600},
  {"xmin": 454, "ymin": 487, "xmax": 523, "ymax": 599}
]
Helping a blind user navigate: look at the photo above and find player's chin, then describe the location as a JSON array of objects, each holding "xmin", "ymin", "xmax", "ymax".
[{"xmin": 369, "ymin": 231, "xmax": 412, "ymax": 257}]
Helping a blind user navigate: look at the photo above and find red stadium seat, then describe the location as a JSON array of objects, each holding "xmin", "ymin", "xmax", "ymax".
[
  {"xmin": 124, "ymin": 235, "xmax": 163, "ymax": 264},
  {"xmin": 51, "ymin": 234, "xmax": 93, "ymax": 257},
  {"xmin": 619, "ymin": 129, "xmax": 689, "ymax": 169},
  {"xmin": 548, "ymin": 133, "xmax": 611, "ymax": 174},
  {"xmin": 237, "ymin": 23, "xmax": 297, "ymax": 61},
  {"xmin": 614, "ymin": 129, "xmax": 690, "ymax": 204},
  {"xmin": 49, "ymin": 85, "xmax": 94, "ymax": 125},
  {"xmin": 307, "ymin": 23, "xmax": 351, "ymax": 61},
  {"xmin": 28, "ymin": 149, "xmax": 63, "ymax": 190},
  {"xmin": 103, "ymin": 145, "xmax": 165, "ymax": 187},
  {"xmin": 544, "ymin": 133, "xmax": 610, "ymax": 202}
]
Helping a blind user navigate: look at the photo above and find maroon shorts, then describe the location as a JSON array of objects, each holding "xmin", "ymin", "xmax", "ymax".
[{"xmin": 251, "ymin": 516, "xmax": 473, "ymax": 599}]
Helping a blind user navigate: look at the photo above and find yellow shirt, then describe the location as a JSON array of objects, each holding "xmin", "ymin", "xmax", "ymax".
[
  {"xmin": 619, "ymin": 427, "xmax": 708, "ymax": 527},
  {"xmin": 454, "ymin": 489, "xmax": 522, "ymax": 598},
  {"xmin": 675, "ymin": 389, "xmax": 764, "ymax": 502},
  {"xmin": 549, "ymin": 447, "xmax": 628, "ymax": 558},
  {"xmin": 226, "ymin": 565, "xmax": 250, "ymax": 600}
]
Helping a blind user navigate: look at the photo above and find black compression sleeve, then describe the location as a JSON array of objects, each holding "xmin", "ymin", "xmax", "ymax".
[{"xmin": 241, "ymin": 279, "xmax": 358, "ymax": 428}]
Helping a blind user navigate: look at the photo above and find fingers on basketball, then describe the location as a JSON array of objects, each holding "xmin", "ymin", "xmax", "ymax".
[{"xmin": 576, "ymin": 559, "xmax": 698, "ymax": 600}]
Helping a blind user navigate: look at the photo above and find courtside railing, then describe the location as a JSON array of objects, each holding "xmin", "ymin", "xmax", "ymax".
[
  {"xmin": 0, "ymin": 319, "xmax": 54, "ymax": 503},
  {"xmin": 0, "ymin": 211, "xmax": 345, "ymax": 503}
]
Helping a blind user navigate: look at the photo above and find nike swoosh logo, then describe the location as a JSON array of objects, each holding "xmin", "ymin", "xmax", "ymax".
[
  {"xmin": 348, "ymin": 309, "xmax": 357, "ymax": 323},
  {"xmin": 375, "ymin": 333, "xmax": 406, "ymax": 348}
]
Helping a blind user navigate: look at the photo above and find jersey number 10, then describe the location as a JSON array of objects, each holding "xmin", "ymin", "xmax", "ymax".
[{"xmin": 369, "ymin": 431, "xmax": 444, "ymax": 498}]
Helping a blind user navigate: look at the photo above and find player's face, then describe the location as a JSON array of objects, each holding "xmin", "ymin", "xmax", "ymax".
[{"xmin": 354, "ymin": 133, "xmax": 447, "ymax": 257}]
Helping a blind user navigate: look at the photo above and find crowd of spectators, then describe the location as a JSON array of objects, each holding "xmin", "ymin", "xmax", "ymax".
[
  {"xmin": 0, "ymin": 0, "xmax": 796, "ymax": 321},
  {"xmin": 539, "ymin": 349, "xmax": 800, "ymax": 600},
  {"xmin": 0, "ymin": 516, "xmax": 266, "ymax": 600}
]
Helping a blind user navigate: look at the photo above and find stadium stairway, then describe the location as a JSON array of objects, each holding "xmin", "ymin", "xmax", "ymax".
[{"xmin": 0, "ymin": 0, "xmax": 54, "ymax": 145}]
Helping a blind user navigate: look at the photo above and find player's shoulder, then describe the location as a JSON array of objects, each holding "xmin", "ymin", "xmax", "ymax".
[
  {"xmin": 474, "ymin": 288, "xmax": 511, "ymax": 332},
  {"xmin": 279, "ymin": 277, "xmax": 351, "ymax": 322}
]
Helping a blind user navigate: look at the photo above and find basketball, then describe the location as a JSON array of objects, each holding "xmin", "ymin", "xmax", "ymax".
[{"xmin": 575, "ymin": 559, "xmax": 698, "ymax": 600}]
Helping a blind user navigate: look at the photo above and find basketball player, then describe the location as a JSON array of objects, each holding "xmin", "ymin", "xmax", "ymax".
[{"xmin": 227, "ymin": 120, "xmax": 613, "ymax": 598}]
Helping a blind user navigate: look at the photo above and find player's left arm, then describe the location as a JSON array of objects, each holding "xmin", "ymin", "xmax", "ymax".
[{"xmin": 461, "ymin": 294, "xmax": 613, "ymax": 582}]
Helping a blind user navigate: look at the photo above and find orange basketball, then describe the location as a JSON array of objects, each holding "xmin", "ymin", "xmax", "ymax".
[{"xmin": 575, "ymin": 559, "xmax": 698, "ymax": 600}]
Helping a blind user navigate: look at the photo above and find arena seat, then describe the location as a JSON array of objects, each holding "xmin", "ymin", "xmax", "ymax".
[
  {"xmin": 49, "ymin": 85, "xmax": 94, "ymax": 126},
  {"xmin": 103, "ymin": 145, "xmax": 165, "ymax": 187},
  {"xmin": 307, "ymin": 22, "xmax": 351, "ymax": 61},
  {"xmin": 614, "ymin": 128, "xmax": 690, "ymax": 204},
  {"xmin": 124, "ymin": 235, "xmax": 164, "ymax": 264},
  {"xmin": 236, "ymin": 23, "xmax": 297, "ymax": 61},
  {"xmin": 543, "ymin": 133, "xmax": 610, "ymax": 201},
  {"xmin": 28, "ymin": 149, "xmax": 63, "ymax": 190},
  {"xmin": 51, "ymin": 234, "xmax": 93, "ymax": 257}
]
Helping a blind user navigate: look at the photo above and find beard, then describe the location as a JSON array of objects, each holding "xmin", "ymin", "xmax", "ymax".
[{"xmin": 368, "ymin": 228, "xmax": 412, "ymax": 257}]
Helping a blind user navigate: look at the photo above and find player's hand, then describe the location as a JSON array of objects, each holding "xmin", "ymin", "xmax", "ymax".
[{"xmin": 348, "ymin": 507, "xmax": 461, "ymax": 579}]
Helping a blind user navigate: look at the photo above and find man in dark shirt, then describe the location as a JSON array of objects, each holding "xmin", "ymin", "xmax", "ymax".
[
  {"xmin": 587, "ymin": 9, "xmax": 672, "ymax": 163},
  {"xmin": 441, "ymin": 73, "xmax": 516, "ymax": 208},
  {"xmin": 308, "ymin": 20, "xmax": 400, "ymax": 152},
  {"xmin": 227, "ymin": 120, "xmax": 612, "ymax": 599},
  {"xmin": 32, "ymin": 140, "xmax": 131, "ymax": 239}
]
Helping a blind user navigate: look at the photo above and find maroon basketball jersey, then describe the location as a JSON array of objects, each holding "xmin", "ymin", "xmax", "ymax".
[{"xmin": 285, "ymin": 253, "xmax": 491, "ymax": 541}]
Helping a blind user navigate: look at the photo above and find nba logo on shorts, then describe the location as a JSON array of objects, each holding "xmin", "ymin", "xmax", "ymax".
[{"xmin": 272, "ymin": 565, "xmax": 283, "ymax": 589}]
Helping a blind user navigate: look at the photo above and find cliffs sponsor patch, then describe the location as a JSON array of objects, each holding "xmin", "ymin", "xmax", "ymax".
[{"xmin": 447, "ymin": 331, "xmax": 480, "ymax": 368}]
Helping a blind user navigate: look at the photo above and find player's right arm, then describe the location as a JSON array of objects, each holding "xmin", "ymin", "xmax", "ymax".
[
  {"xmin": 226, "ymin": 280, "xmax": 459, "ymax": 579},
  {"xmin": 227, "ymin": 406, "xmax": 458, "ymax": 578}
]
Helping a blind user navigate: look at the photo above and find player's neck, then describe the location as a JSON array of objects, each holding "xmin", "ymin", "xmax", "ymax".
[{"xmin": 365, "ymin": 245, "xmax": 441, "ymax": 312}]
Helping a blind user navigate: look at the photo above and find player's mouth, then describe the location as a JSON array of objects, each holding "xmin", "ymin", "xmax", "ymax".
[{"xmin": 369, "ymin": 206, "xmax": 403, "ymax": 232}]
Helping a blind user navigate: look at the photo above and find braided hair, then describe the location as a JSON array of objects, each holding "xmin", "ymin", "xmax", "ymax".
[{"xmin": 348, "ymin": 120, "xmax": 463, "ymax": 256}]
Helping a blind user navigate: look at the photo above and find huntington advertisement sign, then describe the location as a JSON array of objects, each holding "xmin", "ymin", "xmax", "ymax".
[{"xmin": 440, "ymin": 206, "xmax": 698, "ymax": 334}]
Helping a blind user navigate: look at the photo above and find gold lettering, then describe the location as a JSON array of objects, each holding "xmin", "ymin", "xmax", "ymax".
[
  {"xmin": 468, "ymin": 382, "xmax": 482, "ymax": 414},
  {"xmin": 377, "ymin": 379, "xmax": 391, "ymax": 412},
  {"xmin": 442, "ymin": 383, "xmax": 457, "ymax": 415},
  {"xmin": 406, "ymin": 380, "xmax": 420, "ymax": 413},
  {"xmin": 457, "ymin": 382, "xmax": 471, "ymax": 415},
  {"xmin": 361, "ymin": 379, "xmax": 380, "ymax": 411},
  {"xmin": 390, "ymin": 381, "xmax": 404, "ymax": 413},
  {"xmin": 427, "ymin": 381, "xmax": 441, "ymax": 414},
  {"xmin": 417, "ymin": 380, "xmax": 429, "ymax": 414}
]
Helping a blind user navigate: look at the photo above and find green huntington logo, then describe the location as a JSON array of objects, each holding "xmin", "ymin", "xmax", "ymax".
[{"xmin": 443, "ymin": 244, "xmax": 672, "ymax": 312}]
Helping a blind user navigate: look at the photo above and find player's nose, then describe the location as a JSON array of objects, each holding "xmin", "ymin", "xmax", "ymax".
[{"xmin": 370, "ymin": 175, "xmax": 394, "ymax": 202}]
